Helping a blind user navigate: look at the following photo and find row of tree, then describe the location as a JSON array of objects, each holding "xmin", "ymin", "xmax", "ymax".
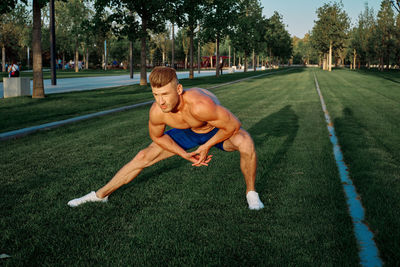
[{"xmin": 309, "ymin": 0, "xmax": 400, "ymax": 71}]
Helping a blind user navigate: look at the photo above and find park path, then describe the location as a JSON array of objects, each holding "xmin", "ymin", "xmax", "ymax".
[{"xmin": 0, "ymin": 69, "xmax": 247, "ymax": 98}]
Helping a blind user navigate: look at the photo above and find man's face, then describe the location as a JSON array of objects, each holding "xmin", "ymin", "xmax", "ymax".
[{"xmin": 152, "ymin": 81, "xmax": 182, "ymax": 113}]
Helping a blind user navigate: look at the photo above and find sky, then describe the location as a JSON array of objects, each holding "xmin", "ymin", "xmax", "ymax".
[{"xmin": 260, "ymin": 0, "xmax": 384, "ymax": 38}]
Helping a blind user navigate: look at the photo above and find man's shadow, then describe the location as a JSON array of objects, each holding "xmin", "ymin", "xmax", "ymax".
[{"xmin": 247, "ymin": 105, "xmax": 299, "ymax": 194}]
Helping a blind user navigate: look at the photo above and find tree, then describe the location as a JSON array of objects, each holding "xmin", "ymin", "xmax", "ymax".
[
  {"xmin": 292, "ymin": 34, "xmax": 318, "ymax": 65},
  {"xmin": 202, "ymin": 0, "xmax": 239, "ymax": 76},
  {"xmin": 174, "ymin": 0, "xmax": 206, "ymax": 78},
  {"xmin": 107, "ymin": 6, "xmax": 139, "ymax": 78},
  {"xmin": 395, "ymin": 13, "xmax": 400, "ymax": 66},
  {"xmin": 97, "ymin": 0, "xmax": 166, "ymax": 85},
  {"xmin": 150, "ymin": 29, "xmax": 170, "ymax": 66},
  {"xmin": 0, "ymin": 3, "xmax": 29, "ymax": 72},
  {"xmin": 376, "ymin": 0, "xmax": 395, "ymax": 70},
  {"xmin": 231, "ymin": 0, "xmax": 264, "ymax": 72},
  {"xmin": 349, "ymin": 3, "xmax": 375, "ymax": 69},
  {"xmin": 0, "ymin": 0, "xmax": 27, "ymax": 14},
  {"xmin": 265, "ymin": 12, "xmax": 292, "ymax": 67},
  {"xmin": 177, "ymin": 28, "xmax": 190, "ymax": 68},
  {"xmin": 0, "ymin": 10, "xmax": 17, "ymax": 72},
  {"xmin": 55, "ymin": 0, "xmax": 86, "ymax": 72},
  {"xmin": 311, "ymin": 2, "xmax": 350, "ymax": 71}
]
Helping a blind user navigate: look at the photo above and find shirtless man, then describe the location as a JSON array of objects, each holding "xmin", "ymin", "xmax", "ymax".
[{"xmin": 68, "ymin": 67, "xmax": 264, "ymax": 210}]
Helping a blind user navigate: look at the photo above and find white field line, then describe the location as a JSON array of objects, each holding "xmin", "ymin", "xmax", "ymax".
[{"xmin": 313, "ymin": 72, "xmax": 382, "ymax": 267}]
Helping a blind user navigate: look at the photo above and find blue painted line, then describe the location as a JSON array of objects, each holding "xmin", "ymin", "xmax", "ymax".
[
  {"xmin": 0, "ymin": 101, "xmax": 154, "ymax": 141},
  {"xmin": 313, "ymin": 73, "xmax": 382, "ymax": 267}
]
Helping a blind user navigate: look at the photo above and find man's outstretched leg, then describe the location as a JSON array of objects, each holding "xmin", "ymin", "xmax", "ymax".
[
  {"xmin": 223, "ymin": 129, "xmax": 264, "ymax": 210},
  {"xmin": 68, "ymin": 143, "xmax": 175, "ymax": 207}
]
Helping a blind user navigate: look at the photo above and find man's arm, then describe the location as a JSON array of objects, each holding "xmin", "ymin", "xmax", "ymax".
[
  {"xmin": 190, "ymin": 99, "xmax": 241, "ymax": 165},
  {"xmin": 148, "ymin": 104, "xmax": 212, "ymax": 166}
]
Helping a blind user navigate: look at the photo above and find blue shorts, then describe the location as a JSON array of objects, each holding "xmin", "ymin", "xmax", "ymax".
[{"xmin": 165, "ymin": 128, "xmax": 225, "ymax": 151}]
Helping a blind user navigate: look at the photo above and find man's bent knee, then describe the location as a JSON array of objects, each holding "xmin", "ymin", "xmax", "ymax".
[
  {"xmin": 134, "ymin": 143, "xmax": 163, "ymax": 168},
  {"xmin": 238, "ymin": 134, "xmax": 255, "ymax": 156},
  {"xmin": 225, "ymin": 129, "xmax": 255, "ymax": 154}
]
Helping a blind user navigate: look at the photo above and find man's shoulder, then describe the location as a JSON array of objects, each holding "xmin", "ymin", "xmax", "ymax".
[
  {"xmin": 186, "ymin": 88, "xmax": 220, "ymax": 107},
  {"xmin": 184, "ymin": 89, "xmax": 218, "ymax": 118},
  {"xmin": 149, "ymin": 102, "xmax": 165, "ymax": 123}
]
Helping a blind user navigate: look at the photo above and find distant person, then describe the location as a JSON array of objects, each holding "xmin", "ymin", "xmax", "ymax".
[
  {"xmin": 68, "ymin": 66, "xmax": 264, "ymax": 210},
  {"xmin": 8, "ymin": 61, "xmax": 20, "ymax": 77}
]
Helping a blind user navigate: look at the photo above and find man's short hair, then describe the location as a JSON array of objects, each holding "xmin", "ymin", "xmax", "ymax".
[{"xmin": 149, "ymin": 66, "xmax": 178, "ymax": 88}]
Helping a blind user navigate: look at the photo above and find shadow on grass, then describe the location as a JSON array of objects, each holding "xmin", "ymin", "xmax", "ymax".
[
  {"xmin": 333, "ymin": 106, "xmax": 400, "ymax": 265},
  {"xmin": 357, "ymin": 69, "xmax": 400, "ymax": 85},
  {"xmin": 247, "ymin": 105, "xmax": 299, "ymax": 194}
]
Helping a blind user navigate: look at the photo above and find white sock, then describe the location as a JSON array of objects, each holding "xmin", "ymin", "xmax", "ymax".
[
  {"xmin": 246, "ymin": 191, "xmax": 264, "ymax": 210},
  {"xmin": 67, "ymin": 191, "xmax": 108, "ymax": 207}
]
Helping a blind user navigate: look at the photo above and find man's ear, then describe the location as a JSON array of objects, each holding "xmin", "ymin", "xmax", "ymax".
[{"xmin": 177, "ymin": 83, "xmax": 183, "ymax": 95}]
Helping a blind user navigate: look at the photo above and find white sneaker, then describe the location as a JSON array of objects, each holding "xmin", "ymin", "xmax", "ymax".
[
  {"xmin": 67, "ymin": 191, "xmax": 108, "ymax": 207},
  {"xmin": 246, "ymin": 191, "xmax": 264, "ymax": 210}
]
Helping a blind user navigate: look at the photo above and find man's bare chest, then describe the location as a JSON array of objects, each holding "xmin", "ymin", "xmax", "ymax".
[{"xmin": 163, "ymin": 112, "xmax": 209, "ymax": 130}]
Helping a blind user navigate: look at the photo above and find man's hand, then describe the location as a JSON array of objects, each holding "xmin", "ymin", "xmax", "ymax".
[
  {"xmin": 182, "ymin": 152, "xmax": 213, "ymax": 167},
  {"xmin": 189, "ymin": 145, "xmax": 211, "ymax": 166}
]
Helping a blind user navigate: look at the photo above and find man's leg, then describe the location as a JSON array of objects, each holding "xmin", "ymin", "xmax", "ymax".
[
  {"xmin": 223, "ymin": 129, "xmax": 264, "ymax": 210},
  {"xmin": 68, "ymin": 142, "xmax": 175, "ymax": 207}
]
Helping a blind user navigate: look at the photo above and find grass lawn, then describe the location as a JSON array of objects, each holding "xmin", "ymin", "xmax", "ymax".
[
  {"xmin": 315, "ymin": 68, "xmax": 400, "ymax": 266},
  {"xmin": 0, "ymin": 68, "xmax": 286, "ymax": 133},
  {"xmin": 0, "ymin": 68, "xmax": 361, "ymax": 265}
]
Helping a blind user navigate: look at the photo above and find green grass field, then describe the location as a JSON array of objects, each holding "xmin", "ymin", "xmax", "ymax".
[
  {"xmin": 315, "ymin": 69, "xmax": 400, "ymax": 266},
  {"xmin": 1, "ymin": 68, "xmax": 399, "ymax": 265}
]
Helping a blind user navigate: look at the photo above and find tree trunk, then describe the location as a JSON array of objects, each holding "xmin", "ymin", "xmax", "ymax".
[
  {"xmin": 129, "ymin": 41, "xmax": 133, "ymax": 79},
  {"xmin": 140, "ymin": 18, "xmax": 147, "ymax": 86},
  {"xmin": 104, "ymin": 40, "xmax": 108, "ymax": 71},
  {"xmin": 244, "ymin": 52, "xmax": 247, "ymax": 72},
  {"xmin": 27, "ymin": 46, "xmax": 30, "ymax": 69},
  {"xmin": 171, "ymin": 23, "xmax": 175, "ymax": 69},
  {"xmin": 75, "ymin": 39, "xmax": 79, "ymax": 73},
  {"xmin": 32, "ymin": 0, "xmax": 45, "ymax": 98},
  {"xmin": 210, "ymin": 55, "xmax": 213, "ymax": 68},
  {"xmin": 215, "ymin": 36, "xmax": 219, "ymax": 77},
  {"xmin": 253, "ymin": 49, "xmax": 256, "ymax": 72},
  {"xmin": 189, "ymin": 28, "xmax": 194, "ymax": 79},
  {"xmin": 257, "ymin": 55, "xmax": 259, "ymax": 69},
  {"xmin": 328, "ymin": 41, "xmax": 332, "ymax": 72},
  {"xmin": 353, "ymin": 49, "xmax": 356, "ymax": 71},
  {"xmin": 49, "ymin": 0, "xmax": 56, "ymax": 85},
  {"xmin": 62, "ymin": 53, "xmax": 65, "ymax": 70},
  {"xmin": 185, "ymin": 55, "xmax": 187, "ymax": 69},
  {"xmin": 85, "ymin": 47, "xmax": 89, "ymax": 69},
  {"xmin": 197, "ymin": 38, "xmax": 200, "ymax": 73},
  {"xmin": 228, "ymin": 46, "xmax": 231, "ymax": 67},
  {"xmin": 1, "ymin": 46, "xmax": 5, "ymax": 72}
]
